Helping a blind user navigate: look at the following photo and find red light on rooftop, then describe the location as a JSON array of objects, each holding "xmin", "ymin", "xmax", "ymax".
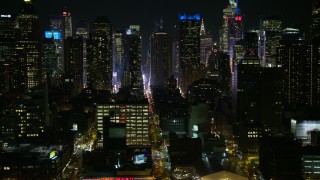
[{"xmin": 235, "ymin": 16, "xmax": 242, "ymax": 21}]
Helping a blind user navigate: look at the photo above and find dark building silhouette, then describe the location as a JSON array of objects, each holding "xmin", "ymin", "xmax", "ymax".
[
  {"xmin": 259, "ymin": 136, "xmax": 302, "ymax": 180},
  {"xmin": 87, "ymin": 16, "xmax": 113, "ymax": 91},
  {"xmin": 64, "ymin": 37, "xmax": 84, "ymax": 94},
  {"xmin": 179, "ymin": 13, "xmax": 203, "ymax": 94},
  {"xmin": 150, "ymin": 20, "xmax": 173, "ymax": 87},
  {"xmin": 122, "ymin": 25, "xmax": 144, "ymax": 97}
]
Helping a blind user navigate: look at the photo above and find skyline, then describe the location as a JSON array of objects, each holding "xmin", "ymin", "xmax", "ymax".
[{"xmin": 1, "ymin": 0, "xmax": 312, "ymax": 37}]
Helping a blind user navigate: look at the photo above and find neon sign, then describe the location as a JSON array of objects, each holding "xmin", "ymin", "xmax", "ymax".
[
  {"xmin": 179, "ymin": 13, "xmax": 201, "ymax": 21},
  {"xmin": 235, "ymin": 16, "xmax": 242, "ymax": 21}
]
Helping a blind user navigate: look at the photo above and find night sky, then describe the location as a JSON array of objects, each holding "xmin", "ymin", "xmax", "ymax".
[{"xmin": 0, "ymin": 0, "xmax": 312, "ymax": 61}]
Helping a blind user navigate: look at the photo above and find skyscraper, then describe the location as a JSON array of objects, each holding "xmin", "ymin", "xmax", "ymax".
[
  {"xmin": 219, "ymin": 0, "xmax": 243, "ymax": 55},
  {"xmin": 49, "ymin": 16, "xmax": 64, "ymax": 76},
  {"xmin": 277, "ymin": 28, "xmax": 316, "ymax": 107},
  {"xmin": 113, "ymin": 30, "xmax": 126, "ymax": 89},
  {"xmin": 62, "ymin": 10, "xmax": 72, "ymax": 39},
  {"xmin": 75, "ymin": 21, "xmax": 90, "ymax": 88},
  {"xmin": 64, "ymin": 37, "xmax": 84, "ymax": 94},
  {"xmin": 0, "ymin": 14, "xmax": 15, "ymax": 93},
  {"xmin": 311, "ymin": 0, "xmax": 320, "ymax": 40},
  {"xmin": 200, "ymin": 19, "xmax": 213, "ymax": 66},
  {"xmin": 150, "ymin": 20, "xmax": 173, "ymax": 87},
  {"xmin": 236, "ymin": 52, "xmax": 283, "ymax": 153},
  {"xmin": 259, "ymin": 16, "xmax": 282, "ymax": 67},
  {"xmin": 87, "ymin": 16, "xmax": 113, "ymax": 91},
  {"xmin": 122, "ymin": 25, "xmax": 144, "ymax": 97},
  {"xmin": 179, "ymin": 13, "xmax": 202, "ymax": 94},
  {"xmin": 15, "ymin": 0, "xmax": 42, "ymax": 90}
]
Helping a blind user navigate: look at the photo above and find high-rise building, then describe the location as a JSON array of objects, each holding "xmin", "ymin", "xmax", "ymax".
[
  {"xmin": 15, "ymin": 0, "xmax": 43, "ymax": 90},
  {"xmin": 122, "ymin": 25, "xmax": 144, "ymax": 97},
  {"xmin": 49, "ymin": 17, "xmax": 64, "ymax": 76},
  {"xmin": 219, "ymin": 0, "xmax": 243, "ymax": 56},
  {"xmin": 179, "ymin": 13, "xmax": 202, "ymax": 94},
  {"xmin": 311, "ymin": 0, "xmax": 320, "ymax": 40},
  {"xmin": 259, "ymin": 16, "xmax": 282, "ymax": 66},
  {"xmin": 75, "ymin": 21, "xmax": 90, "ymax": 88},
  {"xmin": 64, "ymin": 37, "xmax": 84, "ymax": 94},
  {"xmin": 150, "ymin": 20, "xmax": 173, "ymax": 87},
  {"xmin": 277, "ymin": 28, "xmax": 314, "ymax": 106},
  {"xmin": 0, "ymin": 14, "xmax": 15, "ymax": 93},
  {"xmin": 87, "ymin": 16, "xmax": 113, "ymax": 91},
  {"xmin": 113, "ymin": 30, "xmax": 126, "ymax": 89},
  {"xmin": 200, "ymin": 19, "xmax": 213, "ymax": 66},
  {"xmin": 43, "ymin": 37, "xmax": 58, "ymax": 78},
  {"xmin": 96, "ymin": 101, "xmax": 150, "ymax": 148},
  {"xmin": 236, "ymin": 52, "xmax": 283, "ymax": 153},
  {"xmin": 62, "ymin": 10, "xmax": 72, "ymax": 39}
]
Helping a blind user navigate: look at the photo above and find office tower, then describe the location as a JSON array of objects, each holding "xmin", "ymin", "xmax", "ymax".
[
  {"xmin": 64, "ymin": 37, "xmax": 84, "ymax": 94},
  {"xmin": 0, "ymin": 14, "xmax": 15, "ymax": 93},
  {"xmin": 113, "ymin": 30, "xmax": 126, "ymax": 89},
  {"xmin": 43, "ymin": 37, "xmax": 58, "ymax": 78},
  {"xmin": 87, "ymin": 16, "xmax": 113, "ymax": 91},
  {"xmin": 259, "ymin": 16, "xmax": 282, "ymax": 66},
  {"xmin": 200, "ymin": 19, "xmax": 213, "ymax": 66},
  {"xmin": 96, "ymin": 101, "xmax": 150, "ymax": 148},
  {"xmin": 236, "ymin": 52, "xmax": 283, "ymax": 153},
  {"xmin": 122, "ymin": 25, "xmax": 144, "ymax": 97},
  {"xmin": 311, "ymin": 0, "xmax": 320, "ymax": 40},
  {"xmin": 219, "ymin": 0, "xmax": 243, "ymax": 55},
  {"xmin": 207, "ymin": 49, "xmax": 231, "ymax": 95},
  {"xmin": 150, "ymin": 20, "xmax": 173, "ymax": 87},
  {"xmin": 277, "ymin": 28, "xmax": 314, "ymax": 106},
  {"xmin": 63, "ymin": 10, "xmax": 72, "ymax": 39},
  {"xmin": 15, "ymin": 84, "xmax": 49, "ymax": 142},
  {"xmin": 15, "ymin": 0, "xmax": 43, "ymax": 90},
  {"xmin": 49, "ymin": 17, "xmax": 64, "ymax": 76},
  {"xmin": 179, "ymin": 13, "xmax": 202, "ymax": 94},
  {"xmin": 75, "ymin": 21, "xmax": 90, "ymax": 88}
]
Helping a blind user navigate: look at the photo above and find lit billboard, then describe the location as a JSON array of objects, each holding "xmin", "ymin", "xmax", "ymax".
[
  {"xmin": 45, "ymin": 31, "xmax": 62, "ymax": 40},
  {"xmin": 296, "ymin": 121, "xmax": 320, "ymax": 138}
]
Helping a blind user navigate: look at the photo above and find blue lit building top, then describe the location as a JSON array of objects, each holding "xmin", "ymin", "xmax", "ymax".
[
  {"xmin": 45, "ymin": 31, "xmax": 62, "ymax": 40},
  {"xmin": 179, "ymin": 13, "xmax": 201, "ymax": 21}
]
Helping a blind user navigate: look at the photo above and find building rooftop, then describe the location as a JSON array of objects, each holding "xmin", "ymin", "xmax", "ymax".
[{"xmin": 202, "ymin": 170, "xmax": 247, "ymax": 180}]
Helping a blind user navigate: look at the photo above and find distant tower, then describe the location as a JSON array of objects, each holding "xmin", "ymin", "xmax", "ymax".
[
  {"xmin": 200, "ymin": 18, "xmax": 213, "ymax": 66},
  {"xmin": 75, "ymin": 21, "xmax": 90, "ymax": 88},
  {"xmin": 87, "ymin": 16, "xmax": 113, "ymax": 91},
  {"xmin": 49, "ymin": 16, "xmax": 64, "ymax": 75},
  {"xmin": 259, "ymin": 16, "xmax": 282, "ymax": 67},
  {"xmin": 311, "ymin": 0, "xmax": 320, "ymax": 40},
  {"xmin": 62, "ymin": 9, "xmax": 72, "ymax": 39},
  {"xmin": 150, "ymin": 19, "xmax": 173, "ymax": 88},
  {"xmin": 122, "ymin": 25, "xmax": 144, "ymax": 97},
  {"xmin": 113, "ymin": 30, "xmax": 126, "ymax": 90},
  {"xmin": 277, "ymin": 28, "xmax": 314, "ymax": 106},
  {"xmin": 64, "ymin": 37, "xmax": 84, "ymax": 94},
  {"xmin": 0, "ymin": 14, "xmax": 15, "ymax": 93},
  {"xmin": 200, "ymin": 18, "xmax": 206, "ymax": 36},
  {"xmin": 179, "ymin": 13, "xmax": 202, "ymax": 94},
  {"xmin": 15, "ymin": 0, "xmax": 43, "ymax": 90},
  {"xmin": 219, "ymin": 0, "xmax": 243, "ymax": 57}
]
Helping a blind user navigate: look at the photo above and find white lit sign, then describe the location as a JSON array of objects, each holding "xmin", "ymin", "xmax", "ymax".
[{"xmin": 1, "ymin": 15, "xmax": 11, "ymax": 18}]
